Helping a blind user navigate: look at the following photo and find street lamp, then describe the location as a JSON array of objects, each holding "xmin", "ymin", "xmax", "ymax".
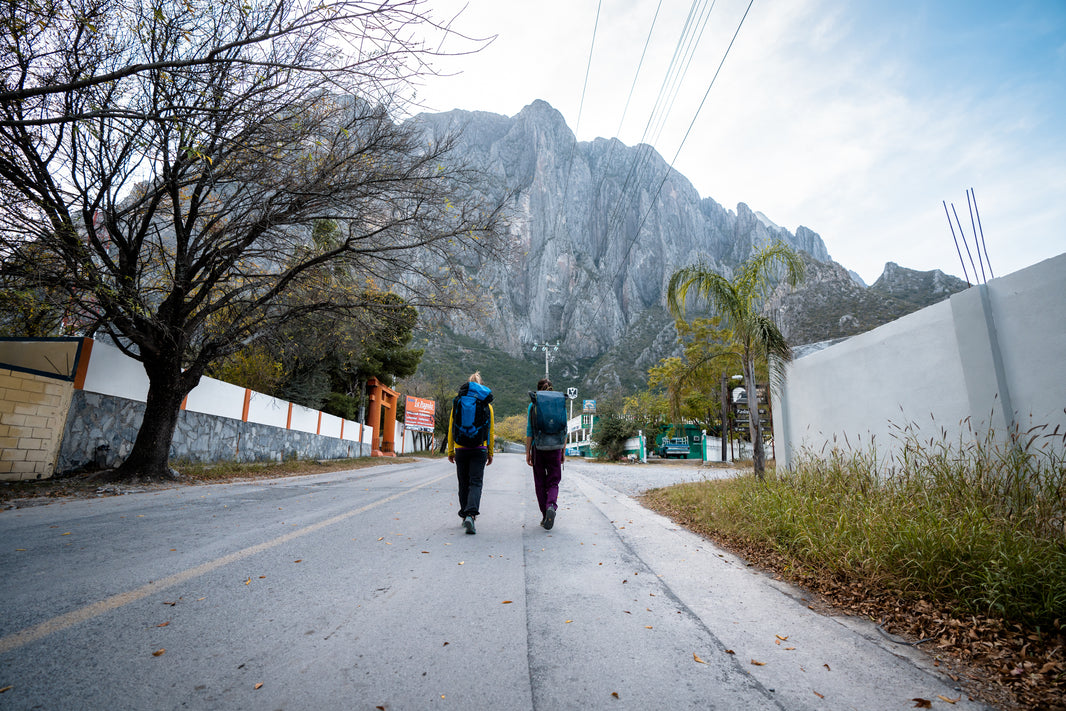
[{"xmin": 532, "ymin": 341, "xmax": 560, "ymax": 380}]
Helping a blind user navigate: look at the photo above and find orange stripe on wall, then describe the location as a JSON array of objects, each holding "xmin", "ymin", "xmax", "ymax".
[
  {"xmin": 286, "ymin": 403, "xmax": 293, "ymax": 429},
  {"xmin": 180, "ymin": 394, "xmax": 188, "ymax": 410},
  {"xmin": 242, "ymin": 389, "xmax": 252, "ymax": 422},
  {"xmin": 316, "ymin": 411, "xmax": 322, "ymax": 435},
  {"xmin": 340, "ymin": 420, "xmax": 345, "ymax": 439},
  {"xmin": 72, "ymin": 337, "xmax": 94, "ymax": 390}
]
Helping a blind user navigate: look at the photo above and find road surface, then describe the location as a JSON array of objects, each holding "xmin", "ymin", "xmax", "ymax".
[{"xmin": 0, "ymin": 455, "xmax": 986, "ymax": 710}]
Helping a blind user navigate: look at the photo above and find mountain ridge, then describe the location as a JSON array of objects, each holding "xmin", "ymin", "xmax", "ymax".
[{"xmin": 406, "ymin": 100, "xmax": 967, "ymax": 396}]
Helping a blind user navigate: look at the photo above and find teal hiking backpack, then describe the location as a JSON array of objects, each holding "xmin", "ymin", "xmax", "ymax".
[{"xmin": 529, "ymin": 390, "xmax": 567, "ymax": 451}]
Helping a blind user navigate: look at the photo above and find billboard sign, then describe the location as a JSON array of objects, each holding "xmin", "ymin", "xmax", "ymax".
[
  {"xmin": 583, "ymin": 399, "xmax": 596, "ymax": 413},
  {"xmin": 404, "ymin": 395, "xmax": 436, "ymax": 432}
]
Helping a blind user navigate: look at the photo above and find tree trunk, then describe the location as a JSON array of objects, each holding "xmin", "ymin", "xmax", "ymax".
[
  {"xmin": 743, "ymin": 356, "xmax": 766, "ymax": 478},
  {"xmin": 110, "ymin": 354, "xmax": 199, "ymax": 482}
]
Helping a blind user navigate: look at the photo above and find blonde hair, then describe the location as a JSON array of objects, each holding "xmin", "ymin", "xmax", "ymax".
[{"xmin": 468, "ymin": 371, "xmax": 483, "ymax": 384}]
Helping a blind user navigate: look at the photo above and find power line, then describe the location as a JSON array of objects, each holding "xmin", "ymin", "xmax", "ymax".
[
  {"xmin": 547, "ymin": 0, "xmax": 604, "ymax": 250},
  {"xmin": 582, "ymin": 0, "xmax": 757, "ymax": 332}
]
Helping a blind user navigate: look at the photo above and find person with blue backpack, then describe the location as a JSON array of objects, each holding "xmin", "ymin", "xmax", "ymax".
[
  {"xmin": 447, "ymin": 372, "xmax": 495, "ymax": 534},
  {"xmin": 526, "ymin": 377, "xmax": 567, "ymax": 530}
]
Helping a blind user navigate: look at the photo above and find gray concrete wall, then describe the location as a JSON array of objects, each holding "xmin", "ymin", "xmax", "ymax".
[
  {"xmin": 774, "ymin": 252, "xmax": 1066, "ymax": 469},
  {"xmin": 57, "ymin": 391, "xmax": 370, "ymax": 473}
]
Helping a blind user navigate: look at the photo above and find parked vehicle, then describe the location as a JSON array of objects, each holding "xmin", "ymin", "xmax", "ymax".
[{"xmin": 657, "ymin": 437, "xmax": 690, "ymax": 459}]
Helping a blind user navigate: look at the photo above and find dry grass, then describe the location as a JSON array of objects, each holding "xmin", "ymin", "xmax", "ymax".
[{"xmin": 641, "ymin": 428, "xmax": 1066, "ymax": 711}]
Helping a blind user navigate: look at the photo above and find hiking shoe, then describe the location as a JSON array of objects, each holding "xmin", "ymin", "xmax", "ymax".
[
  {"xmin": 543, "ymin": 507, "xmax": 556, "ymax": 530},
  {"xmin": 463, "ymin": 516, "xmax": 476, "ymax": 535}
]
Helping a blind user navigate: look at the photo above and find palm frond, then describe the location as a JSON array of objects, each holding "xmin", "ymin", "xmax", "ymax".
[{"xmin": 666, "ymin": 263, "xmax": 743, "ymax": 329}]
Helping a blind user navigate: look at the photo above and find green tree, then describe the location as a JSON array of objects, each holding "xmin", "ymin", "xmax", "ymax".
[
  {"xmin": 593, "ymin": 410, "xmax": 639, "ymax": 461},
  {"xmin": 667, "ymin": 242, "xmax": 804, "ymax": 477},
  {"xmin": 0, "ymin": 1, "xmax": 508, "ymax": 480}
]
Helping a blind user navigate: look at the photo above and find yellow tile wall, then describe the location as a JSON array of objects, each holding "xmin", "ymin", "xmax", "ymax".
[{"xmin": 0, "ymin": 368, "xmax": 74, "ymax": 481}]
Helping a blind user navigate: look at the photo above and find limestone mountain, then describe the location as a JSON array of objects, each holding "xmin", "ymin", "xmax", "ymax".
[
  {"xmin": 765, "ymin": 253, "xmax": 969, "ymax": 346},
  {"xmin": 407, "ymin": 99, "xmax": 966, "ymax": 396},
  {"xmin": 411, "ymin": 100, "xmax": 829, "ymax": 385}
]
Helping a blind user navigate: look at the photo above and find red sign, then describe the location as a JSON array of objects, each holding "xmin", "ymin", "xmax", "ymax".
[{"xmin": 404, "ymin": 396, "xmax": 436, "ymax": 432}]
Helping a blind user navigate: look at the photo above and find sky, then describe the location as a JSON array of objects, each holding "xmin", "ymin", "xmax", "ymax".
[{"xmin": 410, "ymin": 0, "xmax": 1066, "ymax": 285}]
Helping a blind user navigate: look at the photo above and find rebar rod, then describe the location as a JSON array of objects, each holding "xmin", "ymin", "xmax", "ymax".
[
  {"xmin": 951, "ymin": 202, "xmax": 981, "ymax": 284},
  {"xmin": 967, "ymin": 189, "xmax": 987, "ymax": 283},
  {"xmin": 970, "ymin": 187, "xmax": 993, "ymax": 279},
  {"xmin": 943, "ymin": 200, "xmax": 971, "ymax": 286}
]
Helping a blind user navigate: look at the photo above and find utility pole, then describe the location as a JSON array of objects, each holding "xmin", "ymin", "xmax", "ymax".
[{"xmin": 532, "ymin": 341, "xmax": 560, "ymax": 380}]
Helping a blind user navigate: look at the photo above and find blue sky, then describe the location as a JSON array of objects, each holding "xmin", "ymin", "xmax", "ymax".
[{"xmin": 414, "ymin": 0, "xmax": 1066, "ymax": 284}]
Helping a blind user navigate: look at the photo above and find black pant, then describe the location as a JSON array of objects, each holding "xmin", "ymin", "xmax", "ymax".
[{"xmin": 454, "ymin": 448, "xmax": 487, "ymax": 518}]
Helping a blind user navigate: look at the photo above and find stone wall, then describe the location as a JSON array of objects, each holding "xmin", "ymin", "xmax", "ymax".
[
  {"xmin": 56, "ymin": 391, "xmax": 370, "ymax": 474},
  {"xmin": 0, "ymin": 367, "xmax": 74, "ymax": 481}
]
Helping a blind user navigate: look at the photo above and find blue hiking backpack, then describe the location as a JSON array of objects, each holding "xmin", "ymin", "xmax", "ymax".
[
  {"xmin": 452, "ymin": 381, "xmax": 493, "ymax": 447},
  {"xmin": 529, "ymin": 390, "xmax": 567, "ymax": 451}
]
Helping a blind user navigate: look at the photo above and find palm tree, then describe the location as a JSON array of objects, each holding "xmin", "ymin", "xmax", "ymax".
[{"xmin": 666, "ymin": 241, "xmax": 804, "ymax": 478}]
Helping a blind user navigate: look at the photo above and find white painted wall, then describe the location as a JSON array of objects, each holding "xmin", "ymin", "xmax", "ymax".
[
  {"xmin": 774, "ymin": 252, "xmax": 1066, "ymax": 468},
  {"xmin": 81, "ymin": 342, "xmax": 149, "ymax": 401},
  {"xmin": 247, "ymin": 391, "xmax": 289, "ymax": 429},
  {"xmin": 74, "ymin": 338, "xmax": 379, "ymax": 457},
  {"xmin": 319, "ymin": 412, "xmax": 343, "ymax": 439},
  {"xmin": 288, "ymin": 404, "xmax": 319, "ymax": 434},
  {"xmin": 184, "ymin": 377, "xmax": 245, "ymax": 421}
]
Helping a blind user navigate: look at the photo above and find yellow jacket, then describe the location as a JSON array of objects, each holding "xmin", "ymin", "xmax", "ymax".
[{"xmin": 446, "ymin": 404, "xmax": 494, "ymax": 457}]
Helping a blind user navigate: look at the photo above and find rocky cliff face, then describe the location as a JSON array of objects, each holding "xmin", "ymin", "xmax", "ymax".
[
  {"xmin": 766, "ymin": 254, "xmax": 969, "ymax": 345},
  {"xmin": 409, "ymin": 100, "xmax": 966, "ymax": 390},
  {"xmin": 412, "ymin": 100, "xmax": 830, "ymax": 366}
]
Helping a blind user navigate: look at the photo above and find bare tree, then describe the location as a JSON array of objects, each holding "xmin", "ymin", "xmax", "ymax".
[{"xmin": 0, "ymin": 0, "xmax": 511, "ymax": 479}]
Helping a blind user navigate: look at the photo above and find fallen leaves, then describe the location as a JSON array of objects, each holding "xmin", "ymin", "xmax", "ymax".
[
  {"xmin": 152, "ymin": 649, "xmax": 166, "ymax": 657},
  {"xmin": 0, "ymin": 686, "xmax": 12, "ymax": 693},
  {"xmin": 156, "ymin": 621, "xmax": 170, "ymax": 628},
  {"xmin": 254, "ymin": 682, "xmax": 263, "ymax": 690},
  {"xmin": 751, "ymin": 659, "xmax": 766, "ymax": 666},
  {"xmin": 911, "ymin": 699, "xmax": 932, "ymax": 709},
  {"xmin": 937, "ymin": 695, "xmax": 960, "ymax": 704},
  {"xmin": 501, "ymin": 600, "xmax": 513, "ymax": 604},
  {"xmin": 693, "ymin": 653, "xmax": 706, "ymax": 664}
]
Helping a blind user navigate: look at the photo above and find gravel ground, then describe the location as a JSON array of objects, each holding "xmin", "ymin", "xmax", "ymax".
[{"xmin": 564, "ymin": 457, "xmax": 743, "ymax": 496}]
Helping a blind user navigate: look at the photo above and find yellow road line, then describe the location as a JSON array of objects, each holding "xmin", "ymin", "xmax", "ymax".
[{"xmin": 0, "ymin": 472, "xmax": 450, "ymax": 655}]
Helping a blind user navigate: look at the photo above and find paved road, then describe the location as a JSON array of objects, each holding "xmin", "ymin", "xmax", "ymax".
[{"xmin": 0, "ymin": 455, "xmax": 986, "ymax": 710}]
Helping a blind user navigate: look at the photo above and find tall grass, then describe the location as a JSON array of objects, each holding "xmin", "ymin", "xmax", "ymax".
[{"xmin": 655, "ymin": 421, "xmax": 1066, "ymax": 628}]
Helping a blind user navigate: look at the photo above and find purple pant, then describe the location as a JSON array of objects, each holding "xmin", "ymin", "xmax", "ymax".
[{"xmin": 531, "ymin": 448, "xmax": 563, "ymax": 515}]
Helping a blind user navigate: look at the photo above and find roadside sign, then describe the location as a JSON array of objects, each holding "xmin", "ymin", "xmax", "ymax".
[{"xmin": 404, "ymin": 395, "xmax": 435, "ymax": 432}]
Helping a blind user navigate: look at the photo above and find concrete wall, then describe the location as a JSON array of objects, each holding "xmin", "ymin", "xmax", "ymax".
[
  {"xmin": 56, "ymin": 391, "xmax": 370, "ymax": 471},
  {"xmin": 0, "ymin": 368, "xmax": 74, "ymax": 480},
  {"xmin": 0, "ymin": 338, "xmax": 387, "ymax": 478},
  {"xmin": 774, "ymin": 253, "xmax": 1066, "ymax": 469}
]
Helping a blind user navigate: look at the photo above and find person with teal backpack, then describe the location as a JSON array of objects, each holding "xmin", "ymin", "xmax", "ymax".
[
  {"xmin": 525, "ymin": 377, "xmax": 566, "ymax": 530},
  {"xmin": 447, "ymin": 372, "xmax": 495, "ymax": 534}
]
